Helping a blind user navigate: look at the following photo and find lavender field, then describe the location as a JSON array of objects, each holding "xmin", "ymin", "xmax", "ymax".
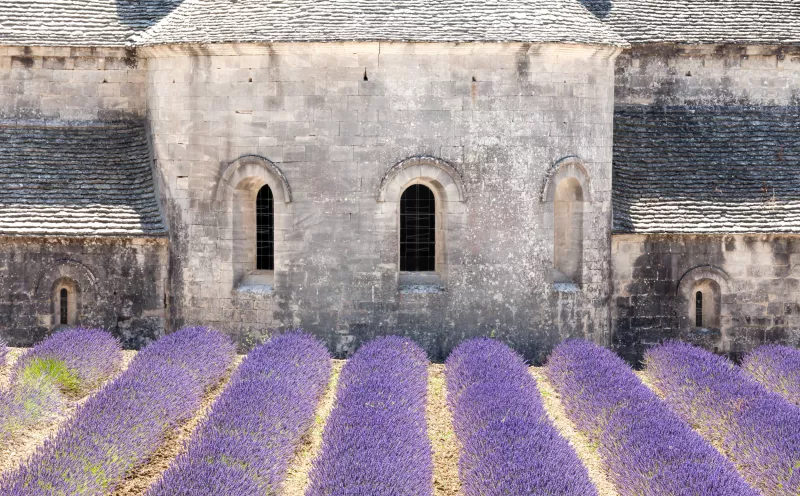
[{"xmin": 0, "ymin": 330, "xmax": 797, "ymax": 495}]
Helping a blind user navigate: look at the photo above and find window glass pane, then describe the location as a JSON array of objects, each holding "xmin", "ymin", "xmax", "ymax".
[
  {"xmin": 60, "ymin": 288, "xmax": 68, "ymax": 325},
  {"xmin": 400, "ymin": 184, "xmax": 436, "ymax": 272},
  {"xmin": 695, "ymin": 291, "xmax": 703, "ymax": 327},
  {"xmin": 256, "ymin": 185, "xmax": 274, "ymax": 271}
]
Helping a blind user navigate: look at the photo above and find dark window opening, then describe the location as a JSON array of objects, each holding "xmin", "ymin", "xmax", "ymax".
[
  {"xmin": 256, "ymin": 185, "xmax": 274, "ymax": 270},
  {"xmin": 695, "ymin": 291, "xmax": 703, "ymax": 327},
  {"xmin": 60, "ymin": 288, "xmax": 68, "ymax": 325},
  {"xmin": 400, "ymin": 184, "xmax": 436, "ymax": 272}
]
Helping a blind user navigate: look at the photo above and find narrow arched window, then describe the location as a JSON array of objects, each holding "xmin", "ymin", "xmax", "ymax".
[
  {"xmin": 256, "ymin": 185, "xmax": 274, "ymax": 270},
  {"xmin": 60, "ymin": 288, "xmax": 69, "ymax": 325},
  {"xmin": 554, "ymin": 178, "xmax": 584, "ymax": 284},
  {"xmin": 695, "ymin": 291, "xmax": 703, "ymax": 327},
  {"xmin": 400, "ymin": 184, "xmax": 436, "ymax": 272}
]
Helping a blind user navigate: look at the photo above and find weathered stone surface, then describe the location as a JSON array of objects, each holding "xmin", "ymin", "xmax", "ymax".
[
  {"xmin": 0, "ymin": 237, "xmax": 169, "ymax": 349},
  {"xmin": 147, "ymin": 43, "xmax": 618, "ymax": 362},
  {"xmin": 612, "ymin": 234, "xmax": 800, "ymax": 364}
]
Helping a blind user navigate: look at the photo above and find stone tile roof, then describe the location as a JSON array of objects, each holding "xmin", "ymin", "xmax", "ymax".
[
  {"xmin": 613, "ymin": 106, "xmax": 800, "ymax": 234},
  {"xmin": 581, "ymin": 0, "xmax": 800, "ymax": 45},
  {"xmin": 0, "ymin": 0, "xmax": 181, "ymax": 46},
  {"xmin": 0, "ymin": 121, "xmax": 167, "ymax": 237},
  {"xmin": 132, "ymin": 0, "xmax": 626, "ymax": 46}
]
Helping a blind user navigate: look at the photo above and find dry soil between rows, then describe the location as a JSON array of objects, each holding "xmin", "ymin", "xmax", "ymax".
[
  {"xmin": 530, "ymin": 367, "xmax": 619, "ymax": 496},
  {"xmin": 111, "ymin": 355, "xmax": 244, "ymax": 496}
]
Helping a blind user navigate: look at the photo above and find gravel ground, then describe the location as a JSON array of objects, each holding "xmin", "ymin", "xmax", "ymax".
[
  {"xmin": 428, "ymin": 364, "xmax": 462, "ymax": 496},
  {"xmin": 531, "ymin": 367, "xmax": 620, "ymax": 496}
]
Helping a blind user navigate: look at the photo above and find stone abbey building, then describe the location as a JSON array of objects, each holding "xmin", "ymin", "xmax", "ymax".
[{"xmin": 1, "ymin": 0, "xmax": 799, "ymax": 363}]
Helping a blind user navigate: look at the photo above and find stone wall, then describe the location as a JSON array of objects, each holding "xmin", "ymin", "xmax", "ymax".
[
  {"xmin": 616, "ymin": 44, "xmax": 800, "ymax": 106},
  {"xmin": 0, "ymin": 46, "xmax": 146, "ymax": 121},
  {"xmin": 145, "ymin": 42, "xmax": 619, "ymax": 362},
  {"xmin": 0, "ymin": 237, "xmax": 169, "ymax": 348},
  {"xmin": 612, "ymin": 234, "xmax": 800, "ymax": 364}
]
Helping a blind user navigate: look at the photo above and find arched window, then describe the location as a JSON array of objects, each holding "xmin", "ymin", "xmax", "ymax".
[
  {"xmin": 695, "ymin": 291, "xmax": 703, "ymax": 327},
  {"xmin": 553, "ymin": 178, "xmax": 584, "ymax": 284},
  {"xmin": 400, "ymin": 184, "xmax": 436, "ymax": 272},
  {"xmin": 60, "ymin": 288, "xmax": 69, "ymax": 325},
  {"xmin": 256, "ymin": 185, "xmax": 274, "ymax": 271},
  {"xmin": 691, "ymin": 280, "xmax": 721, "ymax": 329}
]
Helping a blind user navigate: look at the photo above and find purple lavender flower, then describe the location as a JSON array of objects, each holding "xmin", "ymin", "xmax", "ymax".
[
  {"xmin": 11, "ymin": 327, "xmax": 123, "ymax": 397},
  {"xmin": 547, "ymin": 339, "xmax": 756, "ymax": 496},
  {"xmin": 742, "ymin": 344, "xmax": 800, "ymax": 406},
  {"xmin": 0, "ymin": 339, "xmax": 7, "ymax": 368},
  {"xmin": 307, "ymin": 336, "xmax": 432, "ymax": 496},
  {"xmin": 645, "ymin": 341, "xmax": 800, "ymax": 496},
  {"xmin": 147, "ymin": 331, "xmax": 331, "ymax": 496},
  {"xmin": 447, "ymin": 338, "xmax": 597, "ymax": 496},
  {"xmin": 0, "ymin": 326, "xmax": 235, "ymax": 496}
]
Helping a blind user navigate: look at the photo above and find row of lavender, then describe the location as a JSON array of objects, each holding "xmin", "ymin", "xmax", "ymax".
[
  {"xmin": 0, "ymin": 327, "xmax": 235, "ymax": 495},
  {"xmin": 0, "ymin": 328, "xmax": 124, "ymax": 444}
]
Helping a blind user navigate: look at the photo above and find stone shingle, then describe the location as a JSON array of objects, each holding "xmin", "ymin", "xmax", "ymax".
[
  {"xmin": 613, "ymin": 106, "xmax": 800, "ymax": 234},
  {"xmin": 581, "ymin": 0, "xmax": 800, "ymax": 45},
  {"xmin": 0, "ymin": 0, "xmax": 181, "ymax": 47},
  {"xmin": 132, "ymin": 0, "xmax": 626, "ymax": 46},
  {"xmin": 0, "ymin": 121, "xmax": 167, "ymax": 237}
]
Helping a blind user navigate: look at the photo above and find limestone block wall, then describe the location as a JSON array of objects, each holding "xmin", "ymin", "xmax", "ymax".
[
  {"xmin": 0, "ymin": 237, "xmax": 169, "ymax": 348},
  {"xmin": 145, "ymin": 42, "xmax": 619, "ymax": 362},
  {"xmin": 0, "ymin": 46, "xmax": 146, "ymax": 121},
  {"xmin": 615, "ymin": 44, "xmax": 800, "ymax": 105},
  {"xmin": 612, "ymin": 234, "xmax": 800, "ymax": 364}
]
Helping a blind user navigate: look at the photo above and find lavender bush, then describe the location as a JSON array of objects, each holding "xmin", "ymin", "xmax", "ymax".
[
  {"xmin": 147, "ymin": 331, "xmax": 331, "ymax": 496},
  {"xmin": 645, "ymin": 341, "xmax": 800, "ymax": 496},
  {"xmin": 0, "ymin": 326, "xmax": 235, "ymax": 496},
  {"xmin": 547, "ymin": 340, "xmax": 756, "ymax": 496},
  {"xmin": 742, "ymin": 344, "xmax": 800, "ymax": 406},
  {"xmin": 11, "ymin": 327, "xmax": 123, "ymax": 397},
  {"xmin": 307, "ymin": 336, "xmax": 432, "ymax": 496},
  {"xmin": 0, "ymin": 338, "xmax": 7, "ymax": 368},
  {"xmin": 447, "ymin": 338, "xmax": 596, "ymax": 496},
  {"xmin": 0, "ymin": 328, "xmax": 122, "ymax": 442}
]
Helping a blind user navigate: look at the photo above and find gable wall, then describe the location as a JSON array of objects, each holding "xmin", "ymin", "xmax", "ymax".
[{"xmin": 146, "ymin": 42, "xmax": 619, "ymax": 361}]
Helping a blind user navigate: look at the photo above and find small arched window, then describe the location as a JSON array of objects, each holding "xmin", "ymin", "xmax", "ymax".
[
  {"xmin": 400, "ymin": 184, "xmax": 436, "ymax": 272},
  {"xmin": 256, "ymin": 185, "xmax": 274, "ymax": 271},
  {"xmin": 60, "ymin": 288, "xmax": 69, "ymax": 325},
  {"xmin": 695, "ymin": 291, "xmax": 703, "ymax": 327},
  {"xmin": 554, "ymin": 178, "xmax": 584, "ymax": 284}
]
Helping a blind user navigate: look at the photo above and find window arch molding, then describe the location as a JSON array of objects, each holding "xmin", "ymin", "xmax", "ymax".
[
  {"xmin": 677, "ymin": 265, "xmax": 730, "ymax": 330},
  {"xmin": 215, "ymin": 155, "xmax": 292, "ymax": 204},
  {"xmin": 34, "ymin": 260, "xmax": 96, "ymax": 329},
  {"xmin": 540, "ymin": 156, "xmax": 592, "ymax": 203},
  {"xmin": 377, "ymin": 156, "xmax": 466, "ymax": 204},
  {"xmin": 216, "ymin": 156, "xmax": 292, "ymax": 291}
]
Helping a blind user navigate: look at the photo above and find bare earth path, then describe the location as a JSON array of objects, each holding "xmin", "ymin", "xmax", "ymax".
[
  {"xmin": 427, "ymin": 364, "xmax": 462, "ymax": 496},
  {"xmin": 111, "ymin": 355, "xmax": 244, "ymax": 496},
  {"xmin": 283, "ymin": 359, "xmax": 345, "ymax": 496},
  {"xmin": 0, "ymin": 349, "xmax": 137, "ymax": 477},
  {"xmin": 530, "ymin": 367, "xmax": 620, "ymax": 496}
]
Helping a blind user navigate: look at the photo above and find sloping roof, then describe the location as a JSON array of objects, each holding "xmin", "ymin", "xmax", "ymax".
[
  {"xmin": 0, "ymin": 121, "xmax": 167, "ymax": 237},
  {"xmin": 613, "ymin": 106, "xmax": 800, "ymax": 234},
  {"xmin": 581, "ymin": 0, "xmax": 800, "ymax": 45},
  {"xmin": 0, "ymin": 0, "xmax": 181, "ymax": 46},
  {"xmin": 132, "ymin": 0, "xmax": 626, "ymax": 46}
]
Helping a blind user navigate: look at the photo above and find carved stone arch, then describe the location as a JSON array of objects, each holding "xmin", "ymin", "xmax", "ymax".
[
  {"xmin": 541, "ymin": 156, "xmax": 593, "ymax": 203},
  {"xmin": 378, "ymin": 156, "xmax": 466, "ymax": 203},
  {"xmin": 35, "ymin": 260, "xmax": 97, "ymax": 298},
  {"xmin": 677, "ymin": 265, "xmax": 731, "ymax": 297},
  {"xmin": 35, "ymin": 260, "xmax": 97, "ymax": 328},
  {"xmin": 215, "ymin": 155, "xmax": 292, "ymax": 203}
]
